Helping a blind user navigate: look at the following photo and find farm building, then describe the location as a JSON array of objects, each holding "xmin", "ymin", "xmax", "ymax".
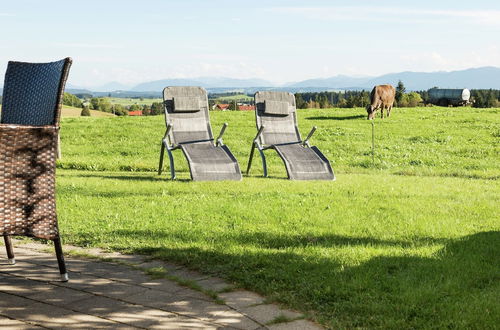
[
  {"xmin": 128, "ymin": 110, "xmax": 143, "ymax": 116},
  {"xmin": 238, "ymin": 105, "xmax": 255, "ymax": 111},
  {"xmin": 428, "ymin": 88, "xmax": 470, "ymax": 106},
  {"xmin": 215, "ymin": 104, "xmax": 230, "ymax": 110}
]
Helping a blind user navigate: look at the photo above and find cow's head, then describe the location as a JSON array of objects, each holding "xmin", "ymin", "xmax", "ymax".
[{"xmin": 366, "ymin": 105, "xmax": 375, "ymax": 120}]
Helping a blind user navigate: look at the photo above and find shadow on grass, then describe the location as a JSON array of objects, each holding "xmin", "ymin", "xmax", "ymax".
[
  {"xmin": 306, "ymin": 114, "xmax": 365, "ymax": 121},
  {"xmin": 61, "ymin": 172, "xmax": 192, "ymax": 182},
  {"xmin": 118, "ymin": 230, "xmax": 499, "ymax": 328},
  {"xmin": 114, "ymin": 230, "xmax": 451, "ymax": 249}
]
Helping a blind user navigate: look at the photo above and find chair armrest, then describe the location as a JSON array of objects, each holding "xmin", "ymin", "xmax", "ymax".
[
  {"xmin": 253, "ymin": 126, "xmax": 265, "ymax": 143},
  {"xmin": 216, "ymin": 123, "xmax": 228, "ymax": 146},
  {"xmin": 303, "ymin": 126, "xmax": 317, "ymax": 147},
  {"xmin": 163, "ymin": 124, "xmax": 172, "ymax": 140}
]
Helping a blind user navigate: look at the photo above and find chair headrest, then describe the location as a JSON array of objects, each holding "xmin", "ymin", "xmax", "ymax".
[
  {"xmin": 263, "ymin": 100, "xmax": 290, "ymax": 115},
  {"xmin": 173, "ymin": 96, "xmax": 201, "ymax": 112}
]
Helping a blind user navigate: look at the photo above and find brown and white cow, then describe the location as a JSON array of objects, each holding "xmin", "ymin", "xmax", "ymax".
[{"xmin": 366, "ymin": 85, "xmax": 396, "ymax": 120}]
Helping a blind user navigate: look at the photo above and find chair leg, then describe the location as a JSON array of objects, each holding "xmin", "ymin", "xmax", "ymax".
[
  {"xmin": 158, "ymin": 141, "xmax": 165, "ymax": 175},
  {"xmin": 3, "ymin": 235, "xmax": 15, "ymax": 265},
  {"xmin": 53, "ymin": 237, "xmax": 68, "ymax": 282},
  {"xmin": 246, "ymin": 143, "xmax": 256, "ymax": 175},
  {"xmin": 167, "ymin": 149, "xmax": 176, "ymax": 180},
  {"xmin": 258, "ymin": 148, "xmax": 268, "ymax": 177}
]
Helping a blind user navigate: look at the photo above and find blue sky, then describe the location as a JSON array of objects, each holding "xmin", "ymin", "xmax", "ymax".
[{"xmin": 1, "ymin": 0, "xmax": 499, "ymax": 88}]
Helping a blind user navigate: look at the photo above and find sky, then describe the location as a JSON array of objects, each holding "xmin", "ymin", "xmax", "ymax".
[{"xmin": 1, "ymin": 0, "xmax": 499, "ymax": 88}]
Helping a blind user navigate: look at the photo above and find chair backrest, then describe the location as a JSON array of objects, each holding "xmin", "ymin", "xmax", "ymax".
[
  {"xmin": 1, "ymin": 58, "xmax": 72, "ymax": 126},
  {"xmin": 163, "ymin": 86, "xmax": 213, "ymax": 145},
  {"xmin": 254, "ymin": 91, "xmax": 301, "ymax": 146}
]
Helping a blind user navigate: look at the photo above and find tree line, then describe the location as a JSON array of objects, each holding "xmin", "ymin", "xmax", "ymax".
[
  {"xmin": 60, "ymin": 83, "xmax": 500, "ymax": 117},
  {"xmin": 62, "ymin": 93, "xmax": 166, "ymax": 116},
  {"xmin": 295, "ymin": 82, "xmax": 500, "ymax": 109}
]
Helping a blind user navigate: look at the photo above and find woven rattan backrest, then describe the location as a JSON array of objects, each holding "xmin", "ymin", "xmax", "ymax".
[
  {"xmin": 163, "ymin": 86, "xmax": 213, "ymax": 145},
  {"xmin": 254, "ymin": 91, "xmax": 300, "ymax": 146},
  {"xmin": 1, "ymin": 58, "xmax": 72, "ymax": 126}
]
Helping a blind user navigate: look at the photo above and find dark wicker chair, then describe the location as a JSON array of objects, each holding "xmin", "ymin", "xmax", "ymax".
[
  {"xmin": 0, "ymin": 58, "xmax": 72, "ymax": 281},
  {"xmin": 247, "ymin": 91, "xmax": 335, "ymax": 180},
  {"xmin": 158, "ymin": 86, "xmax": 242, "ymax": 181}
]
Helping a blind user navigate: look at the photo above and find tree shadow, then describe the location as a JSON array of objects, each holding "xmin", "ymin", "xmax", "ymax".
[
  {"xmin": 65, "ymin": 172, "xmax": 192, "ymax": 183},
  {"xmin": 306, "ymin": 114, "xmax": 365, "ymax": 121},
  {"xmin": 115, "ymin": 230, "xmax": 499, "ymax": 329}
]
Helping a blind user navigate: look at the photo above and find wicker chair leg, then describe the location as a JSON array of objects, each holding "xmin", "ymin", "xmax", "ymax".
[
  {"xmin": 3, "ymin": 236, "xmax": 15, "ymax": 265},
  {"xmin": 53, "ymin": 237, "xmax": 68, "ymax": 282}
]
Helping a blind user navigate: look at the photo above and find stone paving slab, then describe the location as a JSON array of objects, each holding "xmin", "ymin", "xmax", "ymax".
[{"xmin": 0, "ymin": 239, "xmax": 323, "ymax": 329}]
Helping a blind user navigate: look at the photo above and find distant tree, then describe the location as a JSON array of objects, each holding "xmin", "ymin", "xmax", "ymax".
[
  {"xmin": 98, "ymin": 98, "xmax": 112, "ymax": 112},
  {"xmin": 112, "ymin": 104, "xmax": 126, "ymax": 116},
  {"xmin": 129, "ymin": 104, "xmax": 142, "ymax": 111},
  {"xmin": 63, "ymin": 92, "xmax": 83, "ymax": 108},
  {"xmin": 407, "ymin": 92, "xmax": 423, "ymax": 107},
  {"xmin": 395, "ymin": 80, "xmax": 406, "ymax": 104},
  {"xmin": 90, "ymin": 97, "xmax": 100, "ymax": 110},
  {"xmin": 150, "ymin": 102, "xmax": 164, "ymax": 115},
  {"xmin": 295, "ymin": 93, "xmax": 307, "ymax": 109},
  {"xmin": 81, "ymin": 106, "xmax": 91, "ymax": 116}
]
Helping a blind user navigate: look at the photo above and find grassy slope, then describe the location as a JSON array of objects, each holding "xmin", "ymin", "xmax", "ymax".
[
  {"xmin": 0, "ymin": 105, "xmax": 115, "ymax": 118},
  {"xmin": 61, "ymin": 105, "xmax": 115, "ymax": 117},
  {"xmin": 53, "ymin": 107, "xmax": 499, "ymax": 328}
]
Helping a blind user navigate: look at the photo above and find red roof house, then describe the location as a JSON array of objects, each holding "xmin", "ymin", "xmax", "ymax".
[
  {"xmin": 128, "ymin": 110, "xmax": 143, "ymax": 116},
  {"xmin": 215, "ymin": 104, "xmax": 230, "ymax": 110},
  {"xmin": 238, "ymin": 105, "xmax": 255, "ymax": 111}
]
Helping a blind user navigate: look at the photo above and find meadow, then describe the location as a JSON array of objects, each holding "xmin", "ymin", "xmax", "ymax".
[
  {"xmin": 54, "ymin": 107, "xmax": 499, "ymax": 329},
  {"xmin": 105, "ymin": 97, "xmax": 162, "ymax": 106}
]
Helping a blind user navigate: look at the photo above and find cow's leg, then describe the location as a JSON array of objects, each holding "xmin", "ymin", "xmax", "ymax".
[
  {"xmin": 387, "ymin": 105, "xmax": 392, "ymax": 117},
  {"xmin": 380, "ymin": 105, "xmax": 384, "ymax": 119}
]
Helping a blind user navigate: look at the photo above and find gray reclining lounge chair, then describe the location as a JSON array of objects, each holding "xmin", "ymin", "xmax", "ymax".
[
  {"xmin": 158, "ymin": 86, "xmax": 242, "ymax": 181},
  {"xmin": 247, "ymin": 91, "xmax": 335, "ymax": 180}
]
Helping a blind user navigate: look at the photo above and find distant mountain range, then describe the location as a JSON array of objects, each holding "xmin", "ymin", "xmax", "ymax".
[
  {"xmin": 127, "ymin": 67, "xmax": 500, "ymax": 92},
  {"xmin": 290, "ymin": 67, "xmax": 500, "ymax": 90},
  {"xmin": 131, "ymin": 77, "xmax": 274, "ymax": 91},
  {"xmin": 2, "ymin": 67, "xmax": 500, "ymax": 96}
]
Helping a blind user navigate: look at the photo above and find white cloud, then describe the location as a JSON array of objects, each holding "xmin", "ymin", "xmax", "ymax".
[
  {"xmin": 399, "ymin": 48, "xmax": 500, "ymax": 72},
  {"xmin": 268, "ymin": 6, "xmax": 500, "ymax": 26},
  {"xmin": 53, "ymin": 43, "xmax": 123, "ymax": 49}
]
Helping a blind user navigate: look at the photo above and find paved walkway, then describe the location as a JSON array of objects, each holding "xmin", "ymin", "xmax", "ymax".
[{"xmin": 0, "ymin": 240, "xmax": 322, "ymax": 329}]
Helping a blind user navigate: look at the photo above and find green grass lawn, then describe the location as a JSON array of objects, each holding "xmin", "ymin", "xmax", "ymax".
[{"xmin": 54, "ymin": 107, "xmax": 498, "ymax": 328}]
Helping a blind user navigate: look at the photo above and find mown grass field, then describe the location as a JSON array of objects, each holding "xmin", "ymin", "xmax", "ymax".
[
  {"xmin": 106, "ymin": 97, "xmax": 162, "ymax": 106},
  {"xmin": 61, "ymin": 105, "xmax": 115, "ymax": 117},
  {"xmin": 54, "ymin": 107, "xmax": 498, "ymax": 329},
  {"xmin": 212, "ymin": 93, "xmax": 253, "ymax": 102}
]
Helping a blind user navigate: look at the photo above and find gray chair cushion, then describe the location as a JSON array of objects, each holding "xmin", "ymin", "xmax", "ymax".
[
  {"xmin": 181, "ymin": 142, "xmax": 242, "ymax": 181},
  {"xmin": 274, "ymin": 144, "xmax": 334, "ymax": 180},
  {"xmin": 173, "ymin": 96, "xmax": 201, "ymax": 112},
  {"xmin": 264, "ymin": 100, "xmax": 290, "ymax": 115}
]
